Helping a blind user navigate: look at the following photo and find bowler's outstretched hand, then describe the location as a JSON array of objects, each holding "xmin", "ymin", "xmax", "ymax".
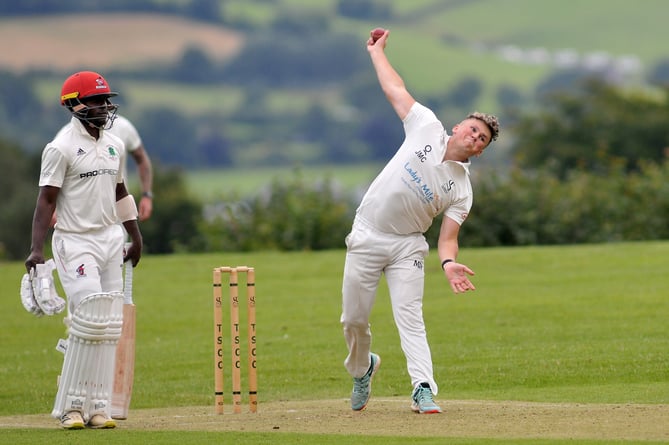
[
  {"xmin": 443, "ymin": 262, "xmax": 476, "ymax": 293},
  {"xmin": 367, "ymin": 28, "xmax": 388, "ymax": 48}
]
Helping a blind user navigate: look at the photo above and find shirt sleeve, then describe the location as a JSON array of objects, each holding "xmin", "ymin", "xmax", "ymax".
[
  {"xmin": 403, "ymin": 102, "xmax": 439, "ymax": 134},
  {"xmin": 38, "ymin": 145, "xmax": 67, "ymax": 188},
  {"xmin": 443, "ymin": 195, "xmax": 472, "ymax": 226}
]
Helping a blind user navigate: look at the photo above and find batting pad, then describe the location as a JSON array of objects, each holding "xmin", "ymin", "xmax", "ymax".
[{"xmin": 52, "ymin": 292, "xmax": 123, "ymax": 421}]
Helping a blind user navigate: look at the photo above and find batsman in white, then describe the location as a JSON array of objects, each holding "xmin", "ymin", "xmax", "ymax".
[
  {"xmin": 340, "ymin": 29, "xmax": 500, "ymax": 414},
  {"xmin": 25, "ymin": 70, "xmax": 143, "ymax": 430},
  {"xmin": 91, "ymin": 115, "xmax": 148, "ymax": 421},
  {"xmin": 52, "ymin": 83, "xmax": 155, "ymax": 422}
]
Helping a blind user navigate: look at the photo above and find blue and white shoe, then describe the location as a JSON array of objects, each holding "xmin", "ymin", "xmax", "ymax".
[
  {"xmin": 351, "ymin": 353, "xmax": 381, "ymax": 411},
  {"xmin": 411, "ymin": 382, "xmax": 442, "ymax": 414}
]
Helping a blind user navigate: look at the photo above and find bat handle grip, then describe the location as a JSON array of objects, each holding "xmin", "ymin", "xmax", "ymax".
[{"xmin": 123, "ymin": 242, "xmax": 134, "ymax": 305}]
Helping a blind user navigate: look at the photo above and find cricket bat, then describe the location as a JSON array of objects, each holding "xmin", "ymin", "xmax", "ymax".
[{"xmin": 111, "ymin": 257, "xmax": 136, "ymax": 420}]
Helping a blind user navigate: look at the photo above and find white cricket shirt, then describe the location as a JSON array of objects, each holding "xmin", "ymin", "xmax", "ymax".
[
  {"xmin": 58, "ymin": 114, "xmax": 141, "ymax": 181},
  {"xmin": 40, "ymin": 117, "xmax": 126, "ymax": 233},
  {"xmin": 356, "ymin": 102, "xmax": 472, "ymax": 235}
]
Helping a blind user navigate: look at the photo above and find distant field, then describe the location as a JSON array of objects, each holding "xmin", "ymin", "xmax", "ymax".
[
  {"xmin": 143, "ymin": 161, "xmax": 506, "ymax": 203},
  {"xmin": 127, "ymin": 163, "xmax": 382, "ymax": 204},
  {"xmin": 178, "ymin": 164, "xmax": 383, "ymax": 201},
  {"xmin": 431, "ymin": 0, "xmax": 668, "ymax": 62},
  {"xmin": 6, "ymin": 0, "xmax": 667, "ymax": 111},
  {"xmin": 0, "ymin": 13, "xmax": 243, "ymax": 71}
]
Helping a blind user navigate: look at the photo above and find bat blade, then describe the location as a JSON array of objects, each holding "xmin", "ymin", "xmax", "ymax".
[
  {"xmin": 111, "ymin": 259, "xmax": 136, "ymax": 420},
  {"xmin": 112, "ymin": 302, "xmax": 136, "ymax": 419}
]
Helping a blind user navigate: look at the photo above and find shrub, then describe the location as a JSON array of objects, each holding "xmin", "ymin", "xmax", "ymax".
[{"xmin": 200, "ymin": 170, "xmax": 355, "ymax": 252}]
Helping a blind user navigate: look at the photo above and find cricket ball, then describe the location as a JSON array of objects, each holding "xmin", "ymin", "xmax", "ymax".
[{"xmin": 371, "ymin": 28, "xmax": 385, "ymax": 42}]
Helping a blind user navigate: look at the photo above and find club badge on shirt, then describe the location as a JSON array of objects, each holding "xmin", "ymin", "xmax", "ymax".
[{"xmin": 107, "ymin": 146, "xmax": 119, "ymax": 161}]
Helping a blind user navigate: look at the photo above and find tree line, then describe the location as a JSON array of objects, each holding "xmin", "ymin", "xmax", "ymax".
[{"xmin": 3, "ymin": 79, "xmax": 668, "ymax": 260}]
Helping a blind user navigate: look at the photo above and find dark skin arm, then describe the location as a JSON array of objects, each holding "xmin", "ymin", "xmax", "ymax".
[
  {"xmin": 25, "ymin": 185, "xmax": 59, "ymax": 272},
  {"xmin": 117, "ymin": 182, "xmax": 143, "ymax": 267}
]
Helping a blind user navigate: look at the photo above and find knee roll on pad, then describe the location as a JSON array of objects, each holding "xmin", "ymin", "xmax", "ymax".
[{"xmin": 69, "ymin": 292, "xmax": 124, "ymax": 340}]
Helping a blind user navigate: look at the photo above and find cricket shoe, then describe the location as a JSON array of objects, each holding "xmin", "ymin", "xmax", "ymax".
[
  {"xmin": 351, "ymin": 353, "xmax": 380, "ymax": 411},
  {"xmin": 411, "ymin": 382, "xmax": 442, "ymax": 414},
  {"xmin": 59, "ymin": 411, "xmax": 85, "ymax": 430},
  {"xmin": 87, "ymin": 414, "xmax": 117, "ymax": 429}
]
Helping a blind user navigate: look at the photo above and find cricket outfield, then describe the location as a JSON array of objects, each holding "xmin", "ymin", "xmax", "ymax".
[{"xmin": 1, "ymin": 243, "xmax": 667, "ymax": 444}]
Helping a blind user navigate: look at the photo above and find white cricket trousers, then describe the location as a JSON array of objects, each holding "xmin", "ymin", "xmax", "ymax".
[
  {"xmin": 341, "ymin": 217, "xmax": 438, "ymax": 394},
  {"xmin": 50, "ymin": 224, "xmax": 125, "ymax": 420},
  {"xmin": 52, "ymin": 224, "xmax": 125, "ymax": 312}
]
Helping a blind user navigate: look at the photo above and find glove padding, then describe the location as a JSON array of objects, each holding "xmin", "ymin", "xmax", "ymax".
[
  {"xmin": 20, "ymin": 259, "xmax": 66, "ymax": 316},
  {"xmin": 20, "ymin": 269, "xmax": 43, "ymax": 317}
]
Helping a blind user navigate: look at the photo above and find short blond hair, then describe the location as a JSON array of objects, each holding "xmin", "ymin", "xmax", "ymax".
[{"xmin": 467, "ymin": 112, "xmax": 499, "ymax": 142}]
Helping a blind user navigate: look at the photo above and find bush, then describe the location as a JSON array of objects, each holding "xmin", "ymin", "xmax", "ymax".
[
  {"xmin": 445, "ymin": 161, "xmax": 669, "ymax": 248},
  {"xmin": 0, "ymin": 140, "xmax": 40, "ymax": 261},
  {"xmin": 201, "ymin": 162, "xmax": 669, "ymax": 253},
  {"xmin": 200, "ymin": 170, "xmax": 355, "ymax": 252},
  {"xmin": 136, "ymin": 167, "xmax": 206, "ymax": 254}
]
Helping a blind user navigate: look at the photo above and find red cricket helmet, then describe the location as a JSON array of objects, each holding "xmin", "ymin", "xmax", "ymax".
[{"xmin": 60, "ymin": 71, "xmax": 118, "ymax": 106}]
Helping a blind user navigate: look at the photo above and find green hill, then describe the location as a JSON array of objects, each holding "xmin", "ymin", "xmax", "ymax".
[
  {"xmin": 2, "ymin": 0, "xmax": 667, "ymax": 169},
  {"xmin": 4, "ymin": 0, "xmax": 666, "ymax": 104}
]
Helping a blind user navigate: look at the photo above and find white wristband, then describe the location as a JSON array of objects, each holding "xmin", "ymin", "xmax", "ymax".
[{"xmin": 116, "ymin": 194, "xmax": 138, "ymax": 222}]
